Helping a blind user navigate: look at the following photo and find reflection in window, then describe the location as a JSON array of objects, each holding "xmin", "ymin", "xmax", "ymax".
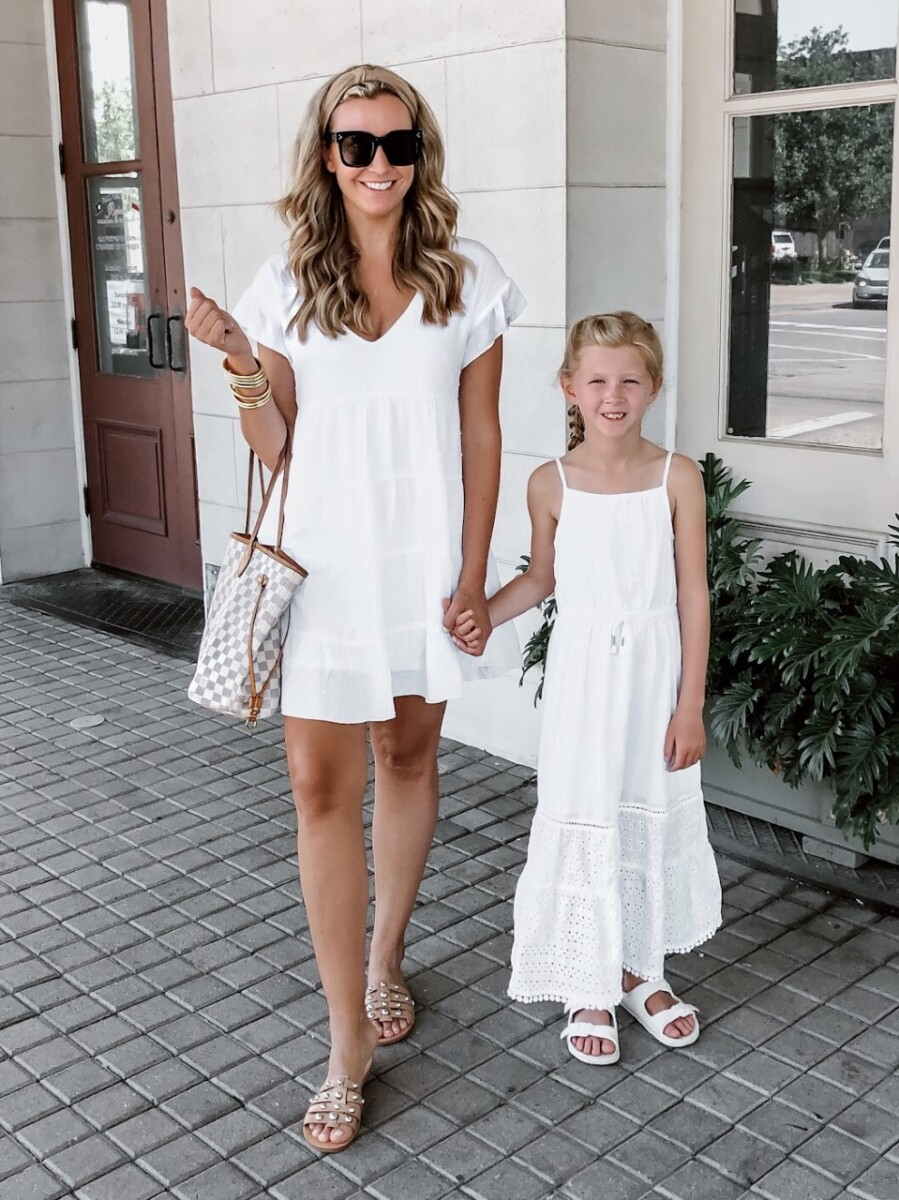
[
  {"xmin": 88, "ymin": 175, "xmax": 154, "ymax": 378},
  {"xmin": 734, "ymin": 1, "xmax": 898, "ymax": 95},
  {"xmin": 77, "ymin": 0, "xmax": 140, "ymax": 163},
  {"xmin": 728, "ymin": 104, "xmax": 892, "ymax": 449}
]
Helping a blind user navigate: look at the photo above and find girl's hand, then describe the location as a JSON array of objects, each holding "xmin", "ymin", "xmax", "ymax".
[
  {"xmin": 443, "ymin": 584, "xmax": 492, "ymax": 657},
  {"xmin": 185, "ymin": 287, "xmax": 252, "ymax": 360},
  {"xmin": 446, "ymin": 607, "xmax": 483, "ymax": 654},
  {"xmin": 664, "ymin": 706, "xmax": 706, "ymax": 771}
]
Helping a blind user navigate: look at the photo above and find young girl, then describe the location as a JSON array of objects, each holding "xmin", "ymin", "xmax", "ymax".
[
  {"xmin": 186, "ymin": 65, "xmax": 522, "ymax": 1149},
  {"xmin": 454, "ymin": 313, "xmax": 722, "ymax": 1063}
]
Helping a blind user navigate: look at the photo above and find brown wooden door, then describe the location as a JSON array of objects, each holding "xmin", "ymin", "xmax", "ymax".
[{"xmin": 55, "ymin": 0, "xmax": 200, "ymax": 589}]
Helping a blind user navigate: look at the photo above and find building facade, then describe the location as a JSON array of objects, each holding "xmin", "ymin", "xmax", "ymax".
[{"xmin": 3, "ymin": 0, "xmax": 898, "ymax": 861}]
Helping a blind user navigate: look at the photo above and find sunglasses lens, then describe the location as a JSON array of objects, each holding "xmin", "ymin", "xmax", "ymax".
[
  {"xmin": 382, "ymin": 130, "xmax": 420, "ymax": 165},
  {"xmin": 339, "ymin": 132, "xmax": 376, "ymax": 167}
]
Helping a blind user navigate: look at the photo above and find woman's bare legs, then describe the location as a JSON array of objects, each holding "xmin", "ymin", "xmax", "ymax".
[
  {"xmin": 367, "ymin": 696, "xmax": 446, "ymax": 1040},
  {"xmin": 284, "ymin": 716, "xmax": 380, "ymax": 1146}
]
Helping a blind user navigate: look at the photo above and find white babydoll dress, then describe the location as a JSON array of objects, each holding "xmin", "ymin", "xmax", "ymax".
[
  {"xmin": 509, "ymin": 453, "xmax": 722, "ymax": 1009},
  {"xmin": 232, "ymin": 238, "xmax": 524, "ymax": 723}
]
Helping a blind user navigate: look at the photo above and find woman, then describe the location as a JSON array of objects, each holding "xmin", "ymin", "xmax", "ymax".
[{"xmin": 185, "ymin": 64, "xmax": 523, "ymax": 1151}]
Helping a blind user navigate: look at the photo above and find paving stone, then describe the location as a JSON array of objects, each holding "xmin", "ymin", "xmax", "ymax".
[
  {"xmin": 170, "ymin": 1160, "xmax": 259, "ymax": 1200},
  {"xmin": 106, "ymin": 1107, "xmax": 184, "ymax": 1157},
  {"xmin": 0, "ymin": 1082, "xmax": 61, "ymax": 1132},
  {"xmin": 420, "ymin": 1128, "xmax": 504, "ymax": 1184},
  {"xmin": 0, "ymin": 1163, "xmax": 69, "ymax": 1200},
  {"xmin": 607, "ymin": 1127, "xmax": 692, "ymax": 1184},
  {"xmin": 697, "ymin": 1127, "xmax": 784, "ymax": 1187},
  {"xmin": 161, "ymin": 1081, "xmax": 240, "ymax": 1130},
  {"xmin": 831, "ymin": 1098, "xmax": 899, "ymax": 1152},
  {"xmin": 16, "ymin": 1106, "xmax": 95, "ymax": 1157},
  {"xmin": 793, "ymin": 1125, "xmax": 881, "ymax": 1186},
  {"xmin": 462, "ymin": 1157, "xmax": 555, "ymax": 1200},
  {"xmin": 753, "ymin": 1157, "xmax": 844, "ymax": 1199},
  {"xmin": 269, "ymin": 1160, "xmax": 357, "ymax": 1200},
  {"xmin": 847, "ymin": 1158, "xmax": 899, "ymax": 1200},
  {"xmin": 232, "ymin": 1131, "xmax": 312, "ymax": 1185},
  {"xmin": 73, "ymin": 1161, "xmax": 164, "ymax": 1200},
  {"xmin": 563, "ymin": 1158, "xmax": 652, "ymax": 1200},
  {"xmin": 45, "ymin": 1132, "xmax": 126, "ymax": 1189},
  {"xmin": 139, "ymin": 1132, "xmax": 222, "ymax": 1187},
  {"xmin": 659, "ymin": 1158, "xmax": 746, "ymax": 1199},
  {"xmin": 739, "ymin": 1098, "xmax": 821, "ymax": 1152}
]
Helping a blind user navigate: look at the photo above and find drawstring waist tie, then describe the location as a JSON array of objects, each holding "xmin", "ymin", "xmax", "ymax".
[{"xmin": 557, "ymin": 606, "xmax": 677, "ymax": 654}]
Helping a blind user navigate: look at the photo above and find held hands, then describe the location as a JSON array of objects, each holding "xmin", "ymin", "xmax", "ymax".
[
  {"xmin": 443, "ymin": 583, "xmax": 492, "ymax": 657},
  {"xmin": 663, "ymin": 705, "xmax": 706, "ymax": 771},
  {"xmin": 185, "ymin": 287, "xmax": 252, "ymax": 361}
]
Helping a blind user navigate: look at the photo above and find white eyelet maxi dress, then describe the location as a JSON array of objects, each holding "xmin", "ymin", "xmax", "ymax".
[
  {"xmin": 508, "ymin": 454, "xmax": 722, "ymax": 1009},
  {"xmin": 231, "ymin": 238, "xmax": 524, "ymax": 723}
]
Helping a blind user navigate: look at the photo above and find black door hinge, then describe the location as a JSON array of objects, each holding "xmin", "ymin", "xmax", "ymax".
[
  {"xmin": 82, "ymin": 485, "xmax": 90, "ymax": 517},
  {"xmin": 58, "ymin": 142, "xmax": 65, "ymax": 176},
  {"xmin": 70, "ymin": 318, "xmax": 78, "ymax": 350}
]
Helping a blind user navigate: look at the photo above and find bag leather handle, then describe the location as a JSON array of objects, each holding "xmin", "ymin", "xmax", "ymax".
[{"xmin": 238, "ymin": 431, "xmax": 293, "ymax": 575}]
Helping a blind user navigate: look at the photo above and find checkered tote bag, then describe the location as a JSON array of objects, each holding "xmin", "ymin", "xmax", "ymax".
[{"xmin": 189, "ymin": 436, "xmax": 306, "ymax": 725}]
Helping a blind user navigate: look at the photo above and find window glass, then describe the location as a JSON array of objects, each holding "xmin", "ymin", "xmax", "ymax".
[
  {"xmin": 728, "ymin": 104, "xmax": 892, "ymax": 448},
  {"xmin": 734, "ymin": 1, "xmax": 898, "ymax": 95}
]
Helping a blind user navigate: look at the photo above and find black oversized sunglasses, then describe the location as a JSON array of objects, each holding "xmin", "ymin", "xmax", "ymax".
[{"xmin": 326, "ymin": 128, "xmax": 422, "ymax": 168}]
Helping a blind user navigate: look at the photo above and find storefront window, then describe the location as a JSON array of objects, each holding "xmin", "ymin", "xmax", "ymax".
[
  {"xmin": 727, "ymin": 104, "xmax": 892, "ymax": 448},
  {"xmin": 734, "ymin": 0, "xmax": 898, "ymax": 95}
]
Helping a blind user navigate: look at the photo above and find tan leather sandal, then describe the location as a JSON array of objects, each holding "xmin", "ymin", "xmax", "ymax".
[
  {"xmin": 302, "ymin": 1075, "xmax": 367, "ymax": 1153},
  {"xmin": 365, "ymin": 981, "xmax": 415, "ymax": 1045}
]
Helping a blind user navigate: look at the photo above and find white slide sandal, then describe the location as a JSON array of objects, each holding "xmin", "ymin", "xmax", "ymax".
[
  {"xmin": 560, "ymin": 1008, "xmax": 621, "ymax": 1065},
  {"xmin": 620, "ymin": 979, "xmax": 699, "ymax": 1048}
]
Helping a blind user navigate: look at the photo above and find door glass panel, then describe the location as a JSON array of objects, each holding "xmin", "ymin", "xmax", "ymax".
[
  {"xmin": 76, "ymin": 0, "xmax": 140, "ymax": 163},
  {"xmin": 727, "ymin": 103, "xmax": 892, "ymax": 449},
  {"xmin": 88, "ymin": 174, "xmax": 155, "ymax": 378},
  {"xmin": 734, "ymin": 1, "xmax": 898, "ymax": 95}
]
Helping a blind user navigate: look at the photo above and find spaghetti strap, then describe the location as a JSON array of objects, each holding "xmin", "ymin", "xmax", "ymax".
[
  {"xmin": 555, "ymin": 458, "xmax": 568, "ymax": 490},
  {"xmin": 661, "ymin": 451, "xmax": 674, "ymax": 489}
]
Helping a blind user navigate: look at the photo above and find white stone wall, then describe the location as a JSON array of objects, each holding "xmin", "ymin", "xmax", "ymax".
[
  {"xmin": 566, "ymin": 0, "xmax": 669, "ymax": 445},
  {"xmin": 0, "ymin": 0, "xmax": 82, "ymax": 582},
  {"xmin": 168, "ymin": 0, "xmax": 669, "ymax": 763}
]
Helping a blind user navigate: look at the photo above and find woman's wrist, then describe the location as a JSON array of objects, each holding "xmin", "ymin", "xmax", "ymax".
[{"xmin": 224, "ymin": 349, "xmax": 258, "ymax": 376}]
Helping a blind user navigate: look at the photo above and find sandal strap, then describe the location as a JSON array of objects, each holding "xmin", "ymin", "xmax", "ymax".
[
  {"xmin": 365, "ymin": 981, "xmax": 414, "ymax": 1022},
  {"xmin": 303, "ymin": 1076, "xmax": 365, "ymax": 1131},
  {"xmin": 562, "ymin": 1017, "xmax": 618, "ymax": 1042}
]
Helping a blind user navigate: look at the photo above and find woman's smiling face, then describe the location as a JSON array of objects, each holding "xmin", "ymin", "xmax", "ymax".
[{"xmin": 324, "ymin": 93, "xmax": 416, "ymax": 222}]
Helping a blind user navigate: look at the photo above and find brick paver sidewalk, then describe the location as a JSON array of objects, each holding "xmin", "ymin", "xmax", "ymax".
[{"xmin": 1, "ymin": 599, "xmax": 898, "ymax": 1200}]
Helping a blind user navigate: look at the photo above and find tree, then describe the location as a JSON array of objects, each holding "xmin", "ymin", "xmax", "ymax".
[
  {"xmin": 774, "ymin": 28, "xmax": 893, "ymax": 264},
  {"xmin": 94, "ymin": 80, "xmax": 136, "ymax": 163}
]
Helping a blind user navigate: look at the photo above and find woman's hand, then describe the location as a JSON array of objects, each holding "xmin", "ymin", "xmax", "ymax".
[
  {"xmin": 443, "ymin": 583, "xmax": 491, "ymax": 657},
  {"xmin": 663, "ymin": 705, "xmax": 706, "ymax": 771},
  {"xmin": 185, "ymin": 287, "xmax": 252, "ymax": 361}
]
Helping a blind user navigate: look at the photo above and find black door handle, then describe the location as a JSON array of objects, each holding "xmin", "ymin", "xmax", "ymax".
[
  {"xmin": 166, "ymin": 314, "xmax": 185, "ymax": 372},
  {"xmin": 147, "ymin": 312, "xmax": 165, "ymax": 369}
]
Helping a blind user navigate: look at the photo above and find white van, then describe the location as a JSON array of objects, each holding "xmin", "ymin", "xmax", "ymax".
[{"xmin": 771, "ymin": 230, "xmax": 797, "ymax": 261}]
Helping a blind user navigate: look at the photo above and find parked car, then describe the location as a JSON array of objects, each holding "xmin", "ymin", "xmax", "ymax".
[
  {"xmin": 771, "ymin": 229, "xmax": 797, "ymax": 261},
  {"xmin": 874, "ymin": 235, "xmax": 890, "ymax": 252},
  {"xmin": 853, "ymin": 249, "xmax": 889, "ymax": 307}
]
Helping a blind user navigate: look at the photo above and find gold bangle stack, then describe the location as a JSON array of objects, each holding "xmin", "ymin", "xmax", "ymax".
[{"xmin": 222, "ymin": 356, "xmax": 273, "ymax": 411}]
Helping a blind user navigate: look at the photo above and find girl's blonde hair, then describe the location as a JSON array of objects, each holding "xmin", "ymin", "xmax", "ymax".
[
  {"xmin": 276, "ymin": 64, "xmax": 466, "ymax": 341},
  {"xmin": 560, "ymin": 312, "xmax": 664, "ymax": 449}
]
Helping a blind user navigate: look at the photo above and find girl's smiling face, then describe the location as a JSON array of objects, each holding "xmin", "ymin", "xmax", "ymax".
[
  {"xmin": 324, "ymin": 93, "xmax": 416, "ymax": 223},
  {"xmin": 563, "ymin": 343, "xmax": 661, "ymax": 439}
]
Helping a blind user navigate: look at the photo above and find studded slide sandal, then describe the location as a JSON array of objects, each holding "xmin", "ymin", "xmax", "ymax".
[{"xmin": 365, "ymin": 981, "xmax": 415, "ymax": 1045}]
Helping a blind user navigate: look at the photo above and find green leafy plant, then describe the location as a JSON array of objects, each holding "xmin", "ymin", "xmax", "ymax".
[{"xmin": 517, "ymin": 453, "xmax": 899, "ymax": 848}]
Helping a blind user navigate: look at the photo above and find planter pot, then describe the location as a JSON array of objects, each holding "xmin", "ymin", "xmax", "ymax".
[{"xmin": 702, "ymin": 740, "xmax": 899, "ymax": 867}]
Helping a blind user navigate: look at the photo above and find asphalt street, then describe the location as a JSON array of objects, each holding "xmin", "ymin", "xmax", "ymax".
[{"xmin": 765, "ymin": 284, "xmax": 887, "ymax": 449}]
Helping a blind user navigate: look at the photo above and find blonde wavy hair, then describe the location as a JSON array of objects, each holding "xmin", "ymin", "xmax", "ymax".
[
  {"xmin": 276, "ymin": 64, "xmax": 466, "ymax": 340},
  {"xmin": 560, "ymin": 312, "xmax": 664, "ymax": 449}
]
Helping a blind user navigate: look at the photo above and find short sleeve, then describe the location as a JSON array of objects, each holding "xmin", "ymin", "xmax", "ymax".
[
  {"xmin": 459, "ymin": 240, "xmax": 526, "ymax": 369},
  {"xmin": 231, "ymin": 254, "xmax": 293, "ymax": 358}
]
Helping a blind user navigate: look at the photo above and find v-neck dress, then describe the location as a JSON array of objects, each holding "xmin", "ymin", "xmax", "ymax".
[
  {"xmin": 508, "ymin": 454, "xmax": 722, "ymax": 1008},
  {"xmin": 232, "ymin": 238, "xmax": 525, "ymax": 723}
]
